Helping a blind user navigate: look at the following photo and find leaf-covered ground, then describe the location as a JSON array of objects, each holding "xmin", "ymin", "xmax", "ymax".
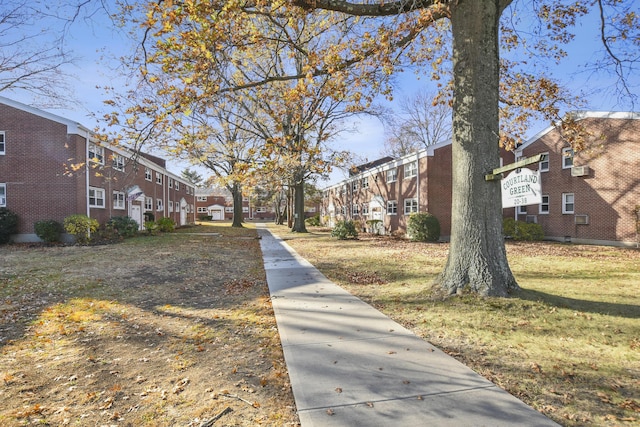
[
  {"xmin": 274, "ymin": 225, "xmax": 640, "ymax": 427},
  {"xmin": 0, "ymin": 224, "xmax": 299, "ymax": 426}
]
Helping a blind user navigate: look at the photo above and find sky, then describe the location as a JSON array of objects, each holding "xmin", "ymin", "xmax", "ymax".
[{"xmin": 3, "ymin": 1, "xmax": 638, "ymax": 185}]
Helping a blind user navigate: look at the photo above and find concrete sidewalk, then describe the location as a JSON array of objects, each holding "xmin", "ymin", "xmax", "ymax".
[{"xmin": 257, "ymin": 224, "xmax": 559, "ymax": 427}]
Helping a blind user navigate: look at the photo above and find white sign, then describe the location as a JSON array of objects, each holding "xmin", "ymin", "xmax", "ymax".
[{"xmin": 501, "ymin": 168, "xmax": 542, "ymax": 209}]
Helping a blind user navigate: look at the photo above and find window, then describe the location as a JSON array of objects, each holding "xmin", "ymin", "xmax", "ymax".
[
  {"xmin": 562, "ymin": 147, "xmax": 574, "ymax": 169},
  {"xmin": 387, "ymin": 168, "xmax": 398, "ymax": 183},
  {"xmin": 404, "ymin": 198, "xmax": 418, "ymax": 214},
  {"xmin": 89, "ymin": 187, "xmax": 105, "ymax": 208},
  {"xmin": 169, "ymin": 178, "xmax": 173, "ymax": 189},
  {"xmin": 562, "ymin": 193, "xmax": 575, "ymax": 214},
  {"xmin": 145, "ymin": 167, "xmax": 152, "ymax": 181},
  {"xmin": 112, "ymin": 154, "xmax": 125, "ymax": 172},
  {"xmin": 539, "ymin": 195, "xmax": 549, "ymax": 214},
  {"xmin": 0, "ymin": 183, "xmax": 6, "ymax": 206},
  {"xmin": 256, "ymin": 207, "xmax": 267, "ymax": 213},
  {"xmin": 145, "ymin": 197, "xmax": 153, "ymax": 211},
  {"xmin": 352, "ymin": 204, "xmax": 360, "ymax": 216},
  {"xmin": 198, "ymin": 207, "xmax": 207, "ymax": 213},
  {"xmin": 113, "ymin": 191, "xmax": 125, "ymax": 210},
  {"xmin": 197, "ymin": 196, "xmax": 208, "ymax": 202},
  {"xmin": 156, "ymin": 198, "xmax": 163, "ymax": 211},
  {"xmin": 0, "ymin": 131, "xmax": 5, "ymax": 155},
  {"xmin": 517, "ymin": 205, "xmax": 527, "ymax": 215},
  {"xmin": 539, "ymin": 152, "xmax": 549, "ymax": 172},
  {"xmin": 169, "ymin": 201, "xmax": 173, "ymax": 212},
  {"xmin": 387, "ymin": 200, "xmax": 397, "ymax": 214},
  {"xmin": 225, "ymin": 207, "xmax": 233, "ymax": 213},
  {"xmin": 88, "ymin": 144, "xmax": 104, "ymax": 164},
  {"xmin": 352, "ymin": 180, "xmax": 359, "ymax": 191},
  {"xmin": 175, "ymin": 182, "xmax": 180, "ymax": 191},
  {"xmin": 307, "ymin": 207, "xmax": 316, "ymax": 213},
  {"xmin": 361, "ymin": 177, "xmax": 369, "ymax": 189},
  {"xmin": 362, "ymin": 203, "xmax": 369, "ymax": 215},
  {"xmin": 156, "ymin": 172, "xmax": 162, "ymax": 184},
  {"xmin": 404, "ymin": 161, "xmax": 417, "ymax": 179},
  {"xmin": 242, "ymin": 207, "xmax": 249, "ymax": 213}
]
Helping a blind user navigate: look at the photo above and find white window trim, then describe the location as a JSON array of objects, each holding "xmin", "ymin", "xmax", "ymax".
[
  {"xmin": 112, "ymin": 154, "xmax": 125, "ymax": 172},
  {"xmin": 539, "ymin": 152, "xmax": 550, "ymax": 172},
  {"xmin": 517, "ymin": 205, "xmax": 527, "ymax": 215},
  {"xmin": 145, "ymin": 167, "xmax": 152, "ymax": 181},
  {"xmin": 387, "ymin": 168, "xmax": 398, "ymax": 183},
  {"xmin": 113, "ymin": 191, "xmax": 126, "ymax": 210},
  {"xmin": 156, "ymin": 198, "xmax": 163, "ymax": 211},
  {"xmin": 88, "ymin": 144, "xmax": 105, "ymax": 165},
  {"xmin": 404, "ymin": 198, "xmax": 418, "ymax": 215},
  {"xmin": 169, "ymin": 178, "xmax": 173, "ymax": 189},
  {"xmin": 404, "ymin": 161, "xmax": 417, "ymax": 179},
  {"xmin": 361, "ymin": 177, "xmax": 369, "ymax": 188},
  {"xmin": 0, "ymin": 183, "xmax": 6, "ymax": 207},
  {"xmin": 176, "ymin": 182, "xmax": 180, "ymax": 191},
  {"xmin": 387, "ymin": 200, "xmax": 398, "ymax": 215},
  {"xmin": 145, "ymin": 197, "xmax": 153, "ymax": 211},
  {"xmin": 562, "ymin": 147, "xmax": 574, "ymax": 169},
  {"xmin": 89, "ymin": 187, "xmax": 105, "ymax": 208},
  {"xmin": 352, "ymin": 204, "xmax": 360, "ymax": 215},
  {"xmin": 169, "ymin": 200, "xmax": 174, "ymax": 213},
  {"xmin": 562, "ymin": 193, "xmax": 575, "ymax": 214},
  {"xmin": 362, "ymin": 203, "xmax": 369, "ymax": 215},
  {"xmin": 539, "ymin": 195, "xmax": 550, "ymax": 214},
  {"xmin": 156, "ymin": 172, "xmax": 162, "ymax": 184},
  {"xmin": 0, "ymin": 131, "xmax": 5, "ymax": 155},
  {"xmin": 197, "ymin": 196, "xmax": 207, "ymax": 202}
]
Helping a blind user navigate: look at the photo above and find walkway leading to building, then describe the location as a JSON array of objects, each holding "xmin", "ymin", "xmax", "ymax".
[{"xmin": 256, "ymin": 224, "xmax": 559, "ymax": 427}]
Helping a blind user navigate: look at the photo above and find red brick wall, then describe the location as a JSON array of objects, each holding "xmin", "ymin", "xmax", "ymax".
[{"xmin": 518, "ymin": 117, "xmax": 640, "ymax": 244}]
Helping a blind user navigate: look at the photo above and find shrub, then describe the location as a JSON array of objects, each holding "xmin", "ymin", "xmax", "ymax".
[
  {"xmin": 63, "ymin": 214, "xmax": 99, "ymax": 245},
  {"xmin": 144, "ymin": 212, "xmax": 155, "ymax": 222},
  {"xmin": 0, "ymin": 208, "xmax": 19, "ymax": 244},
  {"xmin": 34, "ymin": 220, "xmax": 63, "ymax": 243},
  {"xmin": 199, "ymin": 215, "xmax": 212, "ymax": 221},
  {"xmin": 503, "ymin": 218, "xmax": 544, "ymax": 241},
  {"xmin": 407, "ymin": 212, "xmax": 440, "ymax": 242},
  {"xmin": 156, "ymin": 217, "xmax": 175, "ymax": 232},
  {"xmin": 306, "ymin": 214, "xmax": 321, "ymax": 226},
  {"xmin": 144, "ymin": 221, "xmax": 159, "ymax": 235},
  {"xmin": 331, "ymin": 220, "xmax": 358, "ymax": 240},
  {"xmin": 107, "ymin": 216, "xmax": 139, "ymax": 238},
  {"xmin": 366, "ymin": 219, "xmax": 383, "ymax": 235}
]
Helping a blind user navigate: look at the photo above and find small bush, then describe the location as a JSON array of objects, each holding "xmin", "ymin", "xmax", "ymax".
[
  {"xmin": 199, "ymin": 215, "xmax": 212, "ymax": 221},
  {"xmin": 503, "ymin": 218, "xmax": 544, "ymax": 241},
  {"xmin": 144, "ymin": 221, "xmax": 159, "ymax": 235},
  {"xmin": 63, "ymin": 214, "xmax": 99, "ymax": 245},
  {"xmin": 107, "ymin": 216, "xmax": 139, "ymax": 238},
  {"xmin": 366, "ymin": 219, "xmax": 383, "ymax": 235},
  {"xmin": 306, "ymin": 214, "xmax": 321, "ymax": 226},
  {"xmin": 331, "ymin": 220, "xmax": 358, "ymax": 240},
  {"xmin": 144, "ymin": 212, "xmax": 155, "ymax": 222},
  {"xmin": 0, "ymin": 208, "xmax": 19, "ymax": 244},
  {"xmin": 156, "ymin": 217, "xmax": 175, "ymax": 232},
  {"xmin": 407, "ymin": 212, "xmax": 440, "ymax": 242},
  {"xmin": 34, "ymin": 220, "xmax": 63, "ymax": 243}
]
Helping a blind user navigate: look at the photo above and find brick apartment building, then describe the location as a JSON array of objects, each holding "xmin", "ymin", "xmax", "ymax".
[
  {"xmin": 514, "ymin": 112, "xmax": 640, "ymax": 246},
  {"xmin": 0, "ymin": 96, "xmax": 196, "ymax": 242},
  {"xmin": 324, "ymin": 111, "xmax": 639, "ymax": 246}
]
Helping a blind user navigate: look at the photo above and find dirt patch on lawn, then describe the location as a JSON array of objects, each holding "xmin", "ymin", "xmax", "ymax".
[{"xmin": 0, "ymin": 228, "xmax": 299, "ymax": 426}]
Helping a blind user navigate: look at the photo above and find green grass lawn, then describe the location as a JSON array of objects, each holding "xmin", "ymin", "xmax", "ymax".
[{"xmin": 269, "ymin": 224, "xmax": 640, "ymax": 427}]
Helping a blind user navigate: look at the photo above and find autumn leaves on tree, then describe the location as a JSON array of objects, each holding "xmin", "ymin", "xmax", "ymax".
[{"xmin": 109, "ymin": 0, "xmax": 638, "ymax": 296}]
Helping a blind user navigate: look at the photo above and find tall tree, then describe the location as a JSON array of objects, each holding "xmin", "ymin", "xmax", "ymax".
[
  {"xmin": 382, "ymin": 89, "xmax": 452, "ymax": 157},
  {"xmin": 181, "ymin": 168, "xmax": 204, "ymax": 187},
  {"xmin": 285, "ymin": 0, "xmax": 638, "ymax": 296}
]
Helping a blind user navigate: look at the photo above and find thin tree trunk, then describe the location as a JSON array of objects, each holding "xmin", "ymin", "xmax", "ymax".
[
  {"xmin": 231, "ymin": 183, "xmax": 244, "ymax": 228},
  {"xmin": 434, "ymin": 0, "xmax": 517, "ymax": 297},
  {"xmin": 291, "ymin": 177, "xmax": 308, "ymax": 233}
]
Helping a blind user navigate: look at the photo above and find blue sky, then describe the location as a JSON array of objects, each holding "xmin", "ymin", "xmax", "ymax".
[{"xmin": 4, "ymin": 1, "xmax": 638, "ymax": 184}]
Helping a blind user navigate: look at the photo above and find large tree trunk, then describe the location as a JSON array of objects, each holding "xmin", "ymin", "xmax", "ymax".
[
  {"xmin": 231, "ymin": 182, "xmax": 244, "ymax": 228},
  {"xmin": 291, "ymin": 175, "xmax": 308, "ymax": 233},
  {"xmin": 434, "ymin": 0, "xmax": 517, "ymax": 297}
]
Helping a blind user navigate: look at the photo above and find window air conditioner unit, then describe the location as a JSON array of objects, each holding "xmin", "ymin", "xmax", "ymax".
[
  {"xmin": 574, "ymin": 214, "xmax": 589, "ymax": 225},
  {"xmin": 571, "ymin": 165, "xmax": 590, "ymax": 177},
  {"xmin": 525, "ymin": 215, "xmax": 537, "ymax": 224}
]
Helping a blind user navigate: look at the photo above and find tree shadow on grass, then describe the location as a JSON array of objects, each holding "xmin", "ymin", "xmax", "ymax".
[{"xmin": 515, "ymin": 288, "xmax": 640, "ymax": 319}]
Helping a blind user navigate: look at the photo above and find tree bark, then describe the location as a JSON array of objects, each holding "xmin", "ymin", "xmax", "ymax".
[
  {"xmin": 433, "ymin": 0, "xmax": 518, "ymax": 297},
  {"xmin": 231, "ymin": 182, "xmax": 244, "ymax": 228},
  {"xmin": 291, "ymin": 174, "xmax": 308, "ymax": 233}
]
